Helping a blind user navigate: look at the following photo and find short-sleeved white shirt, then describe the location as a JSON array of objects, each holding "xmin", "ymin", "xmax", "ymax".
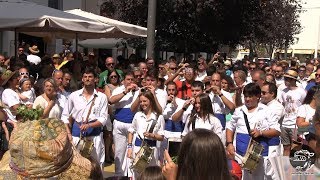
[
  {"xmin": 128, "ymin": 111, "xmax": 165, "ymax": 139},
  {"xmin": 279, "ymin": 87, "xmax": 306, "ymax": 128},
  {"xmin": 2, "ymin": 88, "xmax": 20, "ymax": 121},
  {"xmin": 182, "ymin": 114, "xmax": 222, "ymax": 139},
  {"xmin": 33, "ymin": 95, "xmax": 62, "ymax": 119},
  {"xmin": 209, "ymin": 90, "xmax": 233, "ymax": 114}
]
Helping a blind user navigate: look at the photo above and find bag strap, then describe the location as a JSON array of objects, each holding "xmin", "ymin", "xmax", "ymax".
[
  {"xmin": 242, "ymin": 110, "xmax": 252, "ymax": 137},
  {"xmin": 148, "ymin": 114, "xmax": 159, "ymax": 133},
  {"xmin": 84, "ymin": 95, "xmax": 97, "ymax": 124}
]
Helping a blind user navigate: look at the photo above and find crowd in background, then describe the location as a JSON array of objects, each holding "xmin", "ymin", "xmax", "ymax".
[{"xmin": 1, "ymin": 41, "xmax": 320, "ymax": 179}]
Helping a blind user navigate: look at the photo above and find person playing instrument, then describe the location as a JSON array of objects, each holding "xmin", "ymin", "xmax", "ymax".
[
  {"xmin": 182, "ymin": 93, "xmax": 222, "ymax": 139},
  {"xmin": 61, "ymin": 67, "xmax": 109, "ymax": 169},
  {"xmin": 209, "ymin": 73, "xmax": 235, "ymax": 144},
  {"xmin": 171, "ymin": 81, "xmax": 204, "ymax": 123},
  {"xmin": 127, "ymin": 91, "xmax": 165, "ymax": 177},
  {"xmin": 226, "ymin": 83, "xmax": 281, "ymax": 179},
  {"xmin": 109, "ymin": 71, "xmax": 139, "ymax": 176},
  {"xmin": 160, "ymin": 81, "xmax": 185, "ymax": 163}
]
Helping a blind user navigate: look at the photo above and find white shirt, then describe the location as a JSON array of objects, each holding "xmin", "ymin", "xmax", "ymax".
[
  {"xmin": 2, "ymin": 88, "xmax": 20, "ymax": 121},
  {"xmin": 163, "ymin": 97, "xmax": 185, "ymax": 119},
  {"xmin": 20, "ymin": 90, "xmax": 36, "ymax": 105},
  {"xmin": 33, "ymin": 95, "xmax": 62, "ymax": 119},
  {"xmin": 266, "ymin": 99, "xmax": 284, "ymax": 122},
  {"xmin": 128, "ymin": 112, "xmax": 165, "ymax": 140},
  {"xmin": 195, "ymin": 71, "xmax": 207, "ymax": 82},
  {"xmin": 209, "ymin": 90, "xmax": 233, "ymax": 114},
  {"xmin": 275, "ymin": 77, "xmax": 284, "ymax": 87},
  {"xmin": 27, "ymin": 54, "xmax": 41, "ymax": 65},
  {"xmin": 154, "ymin": 88, "xmax": 168, "ymax": 111},
  {"xmin": 182, "ymin": 114, "xmax": 222, "ymax": 138},
  {"xmin": 163, "ymin": 97, "xmax": 185, "ymax": 138},
  {"xmin": 226, "ymin": 103, "xmax": 281, "ymax": 134},
  {"xmin": 111, "ymin": 85, "xmax": 137, "ymax": 109},
  {"xmin": 297, "ymin": 104, "xmax": 315, "ymax": 135},
  {"xmin": 279, "ymin": 87, "xmax": 306, "ymax": 128},
  {"xmin": 61, "ymin": 88, "xmax": 108, "ymax": 126}
]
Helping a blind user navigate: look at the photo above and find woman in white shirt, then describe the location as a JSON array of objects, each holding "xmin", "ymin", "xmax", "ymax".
[
  {"xmin": 182, "ymin": 93, "xmax": 222, "ymax": 139},
  {"xmin": 296, "ymin": 85, "xmax": 320, "ymax": 146},
  {"xmin": 33, "ymin": 78, "xmax": 62, "ymax": 119},
  {"xmin": 127, "ymin": 90, "xmax": 165, "ymax": 175}
]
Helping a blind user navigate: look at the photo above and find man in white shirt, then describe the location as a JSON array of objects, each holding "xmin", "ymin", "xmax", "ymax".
[
  {"xmin": 109, "ymin": 71, "xmax": 138, "ymax": 176},
  {"xmin": 61, "ymin": 67, "xmax": 109, "ymax": 169},
  {"xmin": 195, "ymin": 57, "xmax": 207, "ymax": 82},
  {"xmin": 131, "ymin": 69, "xmax": 167, "ymax": 113},
  {"xmin": 260, "ymin": 82, "xmax": 284, "ymax": 122},
  {"xmin": 279, "ymin": 69, "xmax": 306, "ymax": 156},
  {"xmin": 209, "ymin": 73, "xmax": 235, "ymax": 130},
  {"xmin": 226, "ymin": 83, "xmax": 281, "ymax": 179}
]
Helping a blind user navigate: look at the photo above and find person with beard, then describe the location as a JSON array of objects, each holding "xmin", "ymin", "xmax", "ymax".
[{"xmin": 61, "ymin": 67, "xmax": 109, "ymax": 169}]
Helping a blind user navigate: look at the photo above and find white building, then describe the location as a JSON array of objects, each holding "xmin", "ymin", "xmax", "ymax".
[{"xmin": 284, "ymin": 0, "xmax": 320, "ymax": 60}]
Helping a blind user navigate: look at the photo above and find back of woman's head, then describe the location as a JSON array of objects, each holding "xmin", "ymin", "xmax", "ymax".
[
  {"xmin": 177, "ymin": 129, "xmax": 231, "ymax": 180},
  {"xmin": 138, "ymin": 166, "xmax": 165, "ymax": 180}
]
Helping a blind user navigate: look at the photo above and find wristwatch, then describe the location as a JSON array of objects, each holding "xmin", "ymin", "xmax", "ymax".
[{"xmin": 218, "ymin": 93, "xmax": 223, "ymax": 97}]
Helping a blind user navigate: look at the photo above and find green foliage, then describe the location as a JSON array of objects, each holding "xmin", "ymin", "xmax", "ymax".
[
  {"xmin": 16, "ymin": 105, "xmax": 44, "ymax": 122},
  {"xmin": 101, "ymin": 0, "xmax": 302, "ymax": 54}
]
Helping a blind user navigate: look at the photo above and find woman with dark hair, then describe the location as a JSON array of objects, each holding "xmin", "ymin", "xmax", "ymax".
[
  {"xmin": 127, "ymin": 91, "xmax": 165, "ymax": 177},
  {"xmin": 162, "ymin": 129, "xmax": 232, "ymax": 180},
  {"xmin": 221, "ymin": 74, "xmax": 236, "ymax": 94},
  {"xmin": 104, "ymin": 70, "xmax": 121, "ymax": 99},
  {"xmin": 296, "ymin": 85, "xmax": 320, "ymax": 146},
  {"xmin": 182, "ymin": 93, "xmax": 222, "ymax": 138},
  {"xmin": 139, "ymin": 166, "xmax": 165, "ymax": 180},
  {"xmin": 103, "ymin": 69, "xmax": 121, "ymax": 164}
]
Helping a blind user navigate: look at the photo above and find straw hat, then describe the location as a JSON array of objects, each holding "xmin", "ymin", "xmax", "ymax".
[
  {"xmin": 283, "ymin": 69, "xmax": 298, "ymax": 80},
  {"xmin": 52, "ymin": 54, "xmax": 61, "ymax": 59},
  {"xmin": 0, "ymin": 118, "xmax": 93, "ymax": 179},
  {"xmin": 1, "ymin": 70, "xmax": 18, "ymax": 86},
  {"xmin": 29, "ymin": 45, "xmax": 40, "ymax": 54}
]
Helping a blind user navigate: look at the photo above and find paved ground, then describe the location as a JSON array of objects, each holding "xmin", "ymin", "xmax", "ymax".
[{"xmin": 103, "ymin": 163, "xmax": 115, "ymax": 178}]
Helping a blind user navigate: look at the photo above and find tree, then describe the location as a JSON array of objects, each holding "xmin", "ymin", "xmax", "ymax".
[{"xmin": 101, "ymin": 0, "xmax": 301, "ymax": 59}]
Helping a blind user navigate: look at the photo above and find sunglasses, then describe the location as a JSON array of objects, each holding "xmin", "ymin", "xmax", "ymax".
[
  {"xmin": 20, "ymin": 72, "xmax": 29, "ymax": 76},
  {"xmin": 170, "ymin": 67, "xmax": 177, "ymax": 70},
  {"xmin": 110, "ymin": 75, "xmax": 118, "ymax": 79},
  {"xmin": 261, "ymin": 91, "xmax": 269, "ymax": 95},
  {"xmin": 106, "ymin": 63, "xmax": 115, "ymax": 66},
  {"xmin": 315, "ymin": 74, "xmax": 320, "ymax": 77}
]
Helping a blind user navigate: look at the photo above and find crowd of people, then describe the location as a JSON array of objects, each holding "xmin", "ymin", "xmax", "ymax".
[{"xmin": 1, "ymin": 42, "xmax": 320, "ymax": 179}]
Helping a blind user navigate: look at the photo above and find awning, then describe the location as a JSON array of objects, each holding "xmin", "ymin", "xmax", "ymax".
[
  {"xmin": 78, "ymin": 38, "xmax": 131, "ymax": 49},
  {"xmin": 0, "ymin": 0, "xmax": 110, "ymax": 38},
  {"xmin": 66, "ymin": 9, "xmax": 148, "ymax": 38}
]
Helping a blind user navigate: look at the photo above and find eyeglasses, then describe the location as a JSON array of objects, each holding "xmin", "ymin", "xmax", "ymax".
[
  {"xmin": 170, "ymin": 67, "xmax": 177, "ymax": 70},
  {"xmin": 159, "ymin": 67, "xmax": 164, "ymax": 70},
  {"xmin": 198, "ymin": 63, "xmax": 204, "ymax": 65},
  {"xmin": 299, "ymin": 69, "xmax": 306, "ymax": 72},
  {"xmin": 20, "ymin": 72, "xmax": 29, "ymax": 76},
  {"xmin": 110, "ymin": 75, "xmax": 118, "ymax": 79},
  {"xmin": 315, "ymin": 74, "xmax": 320, "ymax": 77},
  {"xmin": 106, "ymin": 63, "xmax": 115, "ymax": 66},
  {"xmin": 261, "ymin": 91, "xmax": 269, "ymax": 95},
  {"xmin": 265, "ymin": 68, "xmax": 271, "ymax": 72}
]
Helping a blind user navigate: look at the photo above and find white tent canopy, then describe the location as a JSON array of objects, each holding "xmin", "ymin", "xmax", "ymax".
[
  {"xmin": 0, "ymin": 0, "xmax": 113, "ymax": 38},
  {"xmin": 66, "ymin": 9, "xmax": 148, "ymax": 38}
]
